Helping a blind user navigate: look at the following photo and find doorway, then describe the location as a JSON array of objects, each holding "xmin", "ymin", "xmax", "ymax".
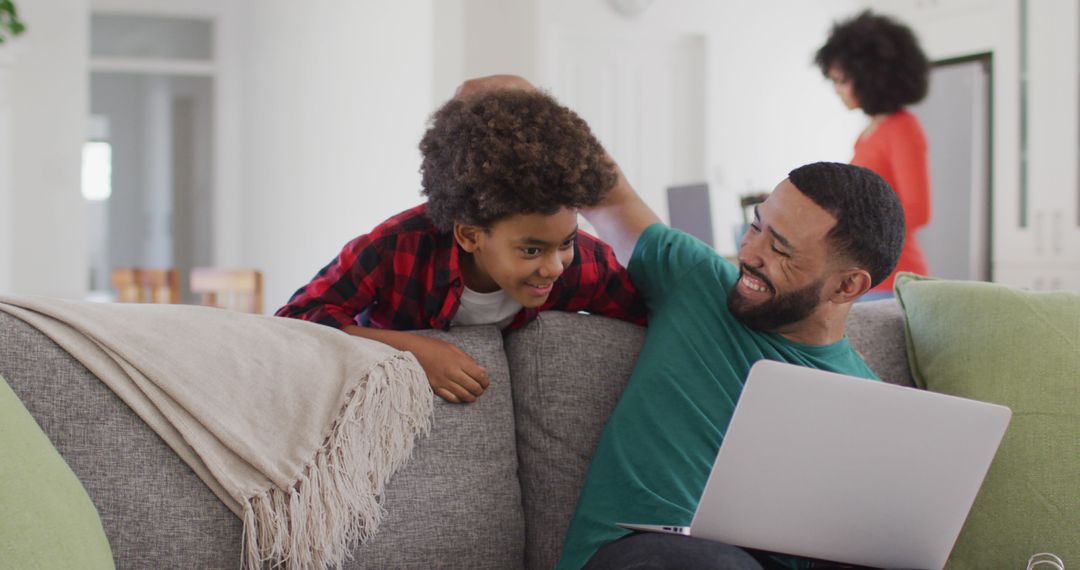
[
  {"xmin": 910, "ymin": 54, "xmax": 993, "ymax": 281},
  {"xmin": 85, "ymin": 13, "xmax": 215, "ymax": 302}
]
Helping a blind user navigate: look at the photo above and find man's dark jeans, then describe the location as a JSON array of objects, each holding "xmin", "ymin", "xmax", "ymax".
[
  {"xmin": 582, "ymin": 533, "xmax": 783, "ymax": 570},
  {"xmin": 583, "ymin": 532, "xmax": 885, "ymax": 570}
]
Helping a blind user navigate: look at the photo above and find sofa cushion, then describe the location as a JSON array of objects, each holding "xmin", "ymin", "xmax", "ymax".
[
  {"xmin": 367, "ymin": 325, "xmax": 525, "ymax": 569},
  {"xmin": 895, "ymin": 274, "xmax": 1080, "ymax": 568},
  {"xmin": 505, "ymin": 312, "xmax": 646, "ymax": 570},
  {"xmin": 0, "ymin": 312, "xmax": 523, "ymax": 569},
  {"xmin": 0, "ymin": 374, "xmax": 115, "ymax": 570}
]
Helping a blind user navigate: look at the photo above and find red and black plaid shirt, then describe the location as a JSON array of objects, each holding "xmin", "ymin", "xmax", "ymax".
[{"xmin": 275, "ymin": 204, "xmax": 646, "ymax": 332}]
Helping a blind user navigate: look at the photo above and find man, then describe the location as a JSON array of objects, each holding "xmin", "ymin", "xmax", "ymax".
[{"xmin": 457, "ymin": 76, "xmax": 905, "ymax": 570}]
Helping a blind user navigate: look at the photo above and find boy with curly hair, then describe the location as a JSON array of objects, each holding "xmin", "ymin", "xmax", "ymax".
[{"xmin": 276, "ymin": 89, "xmax": 646, "ymax": 403}]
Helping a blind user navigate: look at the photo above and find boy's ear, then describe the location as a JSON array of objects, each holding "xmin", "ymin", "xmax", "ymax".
[{"xmin": 454, "ymin": 223, "xmax": 484, "ymax": 252}]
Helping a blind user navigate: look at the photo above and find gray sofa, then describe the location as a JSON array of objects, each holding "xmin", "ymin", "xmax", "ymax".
[{"xmin": 0, "ymin": 299, "xmax": 910, "ymax": 569}]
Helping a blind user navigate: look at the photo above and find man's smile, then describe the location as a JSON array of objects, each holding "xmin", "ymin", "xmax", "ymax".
[{"xmin": 739, "ymin": 264, "xmax": 775, "ymax": 295}]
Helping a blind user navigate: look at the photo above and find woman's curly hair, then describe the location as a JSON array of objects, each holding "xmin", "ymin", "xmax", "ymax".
[
  {"xmin": 419, "ymin": 89, "xmax": 616, "ymax": 231},
  {"xmin": 815, "ymin": 10, "xmax": 929, "ymax": 116}
]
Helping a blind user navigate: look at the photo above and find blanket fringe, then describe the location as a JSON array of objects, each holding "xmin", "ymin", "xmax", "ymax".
[{"xmin": 241, "ymin": 352, "xmax": 433, "ymax": 570}]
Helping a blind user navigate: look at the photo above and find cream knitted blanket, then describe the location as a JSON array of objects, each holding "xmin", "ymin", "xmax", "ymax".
[{"xmin": 0, "ymin": 296, "xmax": 433, "ymax": 570}]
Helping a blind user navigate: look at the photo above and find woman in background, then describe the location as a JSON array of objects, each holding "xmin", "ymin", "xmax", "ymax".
[{"xmin": 816, "ymin": 11, "xmax": 931, "ymax": 299}]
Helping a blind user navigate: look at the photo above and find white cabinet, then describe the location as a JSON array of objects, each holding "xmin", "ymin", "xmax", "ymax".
[
  {"xmin": 993, "ymin": 266, "xmax": 1080, "ymax": 292},
  {"xmin": 880, "ymin": 0, "xmax": 1080, "ymax": 290},
  {"xmin": 872, "ymin": 0, "xmax": 1080, "ymax": 289},
  {"xmin": 994, "ymin": 0, "xmax": 1080, "ymax": 283}
]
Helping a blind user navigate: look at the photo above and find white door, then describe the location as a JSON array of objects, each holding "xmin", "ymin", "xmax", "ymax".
[{"xmin": 545, "ymin": 32, "xmax": 708, "ymax": 239}]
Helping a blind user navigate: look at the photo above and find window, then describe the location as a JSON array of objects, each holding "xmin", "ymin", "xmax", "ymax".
[{"xmin": 81, "ymin": 141, "xmax": 112, "ymax": 201}]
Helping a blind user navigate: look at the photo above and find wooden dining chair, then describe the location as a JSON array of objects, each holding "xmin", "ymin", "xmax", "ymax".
[
  {"xmin": 110, "ymin": 267, "xmax": 181, "ymax": 304},
  {"xmin": 189, "ymin": 268, "xmax": 264, "ymax": 314}
]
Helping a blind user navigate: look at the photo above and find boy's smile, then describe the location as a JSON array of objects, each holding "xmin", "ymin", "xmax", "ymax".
[{"xmin": 455, "ymin": 207, "xmax": 579, "ymax": 309}]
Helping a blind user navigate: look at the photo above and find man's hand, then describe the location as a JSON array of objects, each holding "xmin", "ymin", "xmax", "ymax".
[
  {"xmin": 404, "ymin": 335, "xmax": 490, "ymax": 403},
  {"xmin": 581, "ymin": 164, "xmax": 663, "ymax": 266},
  {"xmin": 454, "ymin": 74, "xmax": 536, "ymax": 99},
  {"xmin": 452, "ymin": 76, "xmax": 659, "ymax": 263}
]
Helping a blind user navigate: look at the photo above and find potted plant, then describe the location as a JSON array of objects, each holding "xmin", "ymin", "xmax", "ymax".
[{"xmin": 0, "ymin": 0, "xmax": 25, "ymax": 44}]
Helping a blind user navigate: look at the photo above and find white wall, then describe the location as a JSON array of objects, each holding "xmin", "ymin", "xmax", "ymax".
[
  {"xmin": 707, "ymin": 1, "xmax": 866, "ymax": 195},
  {"xmin": 432, "ymin": 0, "xmax": 466, "ymax": 106},
  {"xmin": 432, "ymin": 0, "xmax": 538, "ymax": 107},
  {"xmin": 14, "ymin": 0, "xmax": 436, "ymax": 308},
  {"xmin": 0, "ymin": 52, "xmax": 15, "ymax": 293},
  {"xmin": 709, "ymin": 0, "xmax": 865, "ymax": 252},
  {"xmin": 2, "ymin": 0, "xmax": 89, "ymax": 297},
  {"xmin": 9, "ymin": 1, "xmax": 1069, "ymax": 304},
  {"xmin": 527, "ymin": 0, "xmax": 865, "ymax": 253},
  {"xmin": 240, "ymin": 1, "xmax": 435, "ymax": 311}
]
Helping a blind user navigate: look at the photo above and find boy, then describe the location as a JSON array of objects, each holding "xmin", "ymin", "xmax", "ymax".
[{"xmin": 276, "ymin": 89, "xmax": 646, "ymax": 403}]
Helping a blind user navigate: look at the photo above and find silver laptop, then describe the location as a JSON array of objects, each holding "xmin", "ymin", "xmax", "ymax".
[
  {"xmin": 667, "ymin": 183, "xmax": 714, "ymax": 248},
  {"xmin": 618, "ymin": 359, "xmax": 1011, "ymax": 570}
]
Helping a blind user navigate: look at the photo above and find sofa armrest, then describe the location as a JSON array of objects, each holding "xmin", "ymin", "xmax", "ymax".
[
  {"xmin": 0, "ymin": 311, "xmax": 240, "ymax": 568},
  {"xmin": 0, "ymin": 312, "xmax": 525, "ymax": 569}
]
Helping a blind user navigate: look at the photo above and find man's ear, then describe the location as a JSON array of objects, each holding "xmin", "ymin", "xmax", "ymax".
[
  {"xmin": 828, "ymin": 268, "xmax": 873, "ymax": 304},
  {"xmin": 454, "ymin": 223, "xmax": 484, "ymax": 252}
]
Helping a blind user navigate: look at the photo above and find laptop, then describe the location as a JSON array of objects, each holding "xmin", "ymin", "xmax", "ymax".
[
  {"xmin": 667, "ymin": 183, "xmax": 715, "ymax": 248},
  {"xmin": 618, "ymin": 360, "xmax": 1011, "ymax": 570}
]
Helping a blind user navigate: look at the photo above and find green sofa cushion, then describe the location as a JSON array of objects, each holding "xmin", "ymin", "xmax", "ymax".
[
  {"xmin": 895, "ymin": 274, "xmax": 1079, "ymax": 569},
  {"xmin": 0, "ymin": 374, "xmax": 114, "ymax": 570}
]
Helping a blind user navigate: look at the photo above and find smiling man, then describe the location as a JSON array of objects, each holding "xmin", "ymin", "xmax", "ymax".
[
  {"xmin": 562, "ymin": 162, "xmax": 905, "ymax": 570},
  {"xmin": 454, "ymin": 74, "xmax": 905, "ymax": 569}
]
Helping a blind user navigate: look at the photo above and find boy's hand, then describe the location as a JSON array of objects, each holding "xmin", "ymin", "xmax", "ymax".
[
  {"xmin": 342, "ymin": 326, "xmax": 489, "ymax": 403},
  {"xmin": 454, "ymin": 74, "xmax": 536, "ymax": 99},
  {"xmin": 406, "ymin": 335, "xmax": 490, "ymax": 403}
]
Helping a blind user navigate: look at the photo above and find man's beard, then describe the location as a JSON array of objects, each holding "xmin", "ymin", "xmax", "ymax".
[{"xmin": 727, "ymin": 265, "xmax": 825, "ymax": 332}]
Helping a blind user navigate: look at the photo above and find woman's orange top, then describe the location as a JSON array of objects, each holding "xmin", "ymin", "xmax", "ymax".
[{"xmin": 851, "ymin": 109, "xmax": 931, "ymax": 293}]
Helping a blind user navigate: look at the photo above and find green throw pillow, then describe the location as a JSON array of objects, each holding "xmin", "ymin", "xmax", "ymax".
[
  {"xmin": 0, "ymin": 375, "xmax": 115, "ymax": 569},
  {"xmin": 895, "ymin": 273, "xmax": 1079, "ymax": 569}
]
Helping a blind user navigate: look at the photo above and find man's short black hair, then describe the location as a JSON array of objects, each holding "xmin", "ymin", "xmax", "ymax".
[
  {"xmin": 814, "ymin": 10, "xmax": 929, "ymax": 115},
  {"xmin": 787, "ymin": 162, "xmax": 904, "ymax": 288},
  {"xmin": 418, "ymin": 89, "xmax": 616, "ymax": 232}
]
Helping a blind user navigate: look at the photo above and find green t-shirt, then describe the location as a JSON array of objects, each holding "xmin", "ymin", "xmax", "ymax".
[{"xmin": 557, "ymin": 224, "xmax": 877, "ymax": 570}]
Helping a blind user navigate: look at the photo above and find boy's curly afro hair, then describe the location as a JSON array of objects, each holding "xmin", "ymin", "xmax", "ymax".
[
  {"xmin": 815, "ymin": 10, "xmax": 929, "ymax": 116},
  {"xmin": 419, "ymin": 89, "xmax": 616, "ymax": 232}
]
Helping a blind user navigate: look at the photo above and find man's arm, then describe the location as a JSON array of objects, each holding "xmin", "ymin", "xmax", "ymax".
[
  {"xmin": 454, "ymin": 74, "xmax": 662, "ymax": 266},
  {"xmin": 581, "ymin": 162, "xmax": 662, "ymax": 267}
]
